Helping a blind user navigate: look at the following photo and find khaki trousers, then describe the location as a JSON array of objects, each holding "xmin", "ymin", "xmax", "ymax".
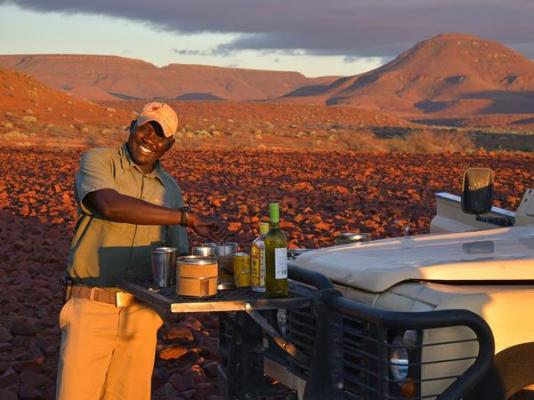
[{"xmin": 56, "ymin": 297, "xmax": 163, "ymax": 400}]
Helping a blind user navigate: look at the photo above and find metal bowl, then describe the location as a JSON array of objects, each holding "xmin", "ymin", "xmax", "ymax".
[{"xmin": 191, "ymin": 246, "xmax": 217, "ymax": 257}]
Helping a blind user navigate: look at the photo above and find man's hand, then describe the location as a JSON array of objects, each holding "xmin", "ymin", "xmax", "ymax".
[{"xmin": 188, "ymin": 213, "xmax": 228, "ymax": 243}]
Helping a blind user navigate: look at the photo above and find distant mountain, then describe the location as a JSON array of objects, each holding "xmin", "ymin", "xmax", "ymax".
[
  {"xmin": 282, "ymin": 33, "xmax": 534, "ymax": 116},
  {"xmin": 0, "ymin": 67, "xmax": 134, "ymax": 146},
  {"xmin": 0, "ymin": 67, "xmax": 130, "ymax": 125},
  {"xmin": 0, "ymin": 55, "xmax": 337, "ymax": 102}
]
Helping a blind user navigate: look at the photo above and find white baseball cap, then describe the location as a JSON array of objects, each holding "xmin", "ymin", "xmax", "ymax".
[{"xmin": 136, "ymin": 102, "xmax": 178, "ymax": 138}]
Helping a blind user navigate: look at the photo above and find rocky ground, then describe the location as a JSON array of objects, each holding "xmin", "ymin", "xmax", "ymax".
[{"xmin": 0, "ymin": 148, "xmax": 532, "ymax": 399}]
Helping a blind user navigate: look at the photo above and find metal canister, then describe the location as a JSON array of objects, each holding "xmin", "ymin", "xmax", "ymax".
[
  {"xmin": 176, "ymin": 255, "xmax": 218, "ymax": 297},
  {"xmin": 233, "ymin": 252, "xmax": 251, "ymax": 287},
  {"xmin": 151, "ymin": 247, "xmax": 177, "ymax": 287},
  {"xmin": 335, "ymin": 232, "xmax": 370, "ymax": 246},
  {"xmin": 216, "ymin": 242, "xmax": 239, "ymax": 273}
]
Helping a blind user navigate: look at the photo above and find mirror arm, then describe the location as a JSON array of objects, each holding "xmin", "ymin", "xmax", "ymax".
[{"xmin": 475, "ymin": 214, "xmax": 515, "ymax": 227}]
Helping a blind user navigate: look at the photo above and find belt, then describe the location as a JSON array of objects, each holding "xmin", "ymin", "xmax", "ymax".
[{"xmin": 69, "ymin": 285, "xmax": 136, "ymax": 307}]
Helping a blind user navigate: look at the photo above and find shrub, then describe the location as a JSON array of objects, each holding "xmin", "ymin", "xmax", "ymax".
[{"xmin": 388, "ymin": 129, "xmax": 475, "ymax": 153}]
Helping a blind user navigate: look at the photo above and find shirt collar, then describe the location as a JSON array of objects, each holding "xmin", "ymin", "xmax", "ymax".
[{"xmin": 120, "ymin": 143, "xmax": 166, "ymax": 186}]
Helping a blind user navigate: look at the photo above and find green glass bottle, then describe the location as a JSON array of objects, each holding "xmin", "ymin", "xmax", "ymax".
[{"xmin": 265, "ymin": 203, "xmax": 288, "ymax": 297}]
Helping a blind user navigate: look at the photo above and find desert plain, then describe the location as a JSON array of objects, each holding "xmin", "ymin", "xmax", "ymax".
[{"xmin": 1, "ymin": 33, "xmax": 534, "ymax": 399}]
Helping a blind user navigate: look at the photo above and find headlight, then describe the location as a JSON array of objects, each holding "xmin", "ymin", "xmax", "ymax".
[
  {"xmin": 390, "ymin": 335, "xmax": 410, "ymax": 382},
  {"xmin": 389, "ymin": 330, "xmax": 417, "ymax": 382}
]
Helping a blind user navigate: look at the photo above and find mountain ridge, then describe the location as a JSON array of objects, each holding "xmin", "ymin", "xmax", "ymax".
[
  {"xmin": 0, "ymin": 54, "xmax": 338, "ymax": 102},
  {"xmin": 283, "ymin": 33, "xmax": 534, "ymax": 116}
]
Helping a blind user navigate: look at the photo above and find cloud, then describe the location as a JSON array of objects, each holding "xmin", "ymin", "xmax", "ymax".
[
  {"xmin": 3, "ymin": 0, "xmax": 534, "ymax": 58},
  {"xmin": 173, "ymin": 49, "xmax": 205, "ymax": 56}
]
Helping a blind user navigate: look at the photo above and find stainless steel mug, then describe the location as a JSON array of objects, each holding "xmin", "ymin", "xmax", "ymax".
[{"xmin": 151, "ymin": 247, "xmax": 177, "ymax": 287}]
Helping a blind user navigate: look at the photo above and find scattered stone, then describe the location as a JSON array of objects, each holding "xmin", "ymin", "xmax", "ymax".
[
  {"xmin": 10, "ymin": 321, "xmax": 37, "ymax": 336},
  {"xmin": 22, "ymin": 116, "xmax": 37, "ymax": 123},
  {"xmin": 0, "ymin": 389, "xmax": 17, "ymax": 400},
  {"xmin": 0, "ymin": 327, "xmax": 12, "ymax": 343},
  {"xmin": 158, "ymin": 345, "xmax": 188, "ymax": 360},
  {"xmin": 19, "ymin": 384, "xmax": 42, "ymax": 399},
  {"xmin": 0, "ymin": 367, "xmax": 17, "ymax": 388},
  {"xmin": 163, "ymin": 326, "xmax": 194, "ymax": 342},
  {"xmin": 19, "ymin": 370, "xmax": 49, "ymax": 387}
]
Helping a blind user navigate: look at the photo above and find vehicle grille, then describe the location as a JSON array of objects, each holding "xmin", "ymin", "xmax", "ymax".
[{"xmin": 285, "ymin": 306, "xmax": 317, "ymax": 377}]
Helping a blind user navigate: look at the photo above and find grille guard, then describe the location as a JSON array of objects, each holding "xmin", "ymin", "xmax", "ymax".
[
  {"xmin": 282, "ymin": 265, "xmax": 494, "ymax": 400},
  {"xmin": 218, "ymin": 264, "xmax": 495, "ymax": 400}
]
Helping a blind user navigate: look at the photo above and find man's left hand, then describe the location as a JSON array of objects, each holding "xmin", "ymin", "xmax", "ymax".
[{"xmin": 188, "ymin": 214, "xmax": 228, "ymax": 243}]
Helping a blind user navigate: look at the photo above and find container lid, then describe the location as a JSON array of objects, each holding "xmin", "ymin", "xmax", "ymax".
[
  {"xmin": 177, "ymin": 255, "xmax": 217, "ymax": 265},
  {"xmin": 153, "ymin": 246, "xmax": 177, "ymax": 253},
  {"xmin": 337, "ymin": 232, "xmax": 370, "ymax": 242}
]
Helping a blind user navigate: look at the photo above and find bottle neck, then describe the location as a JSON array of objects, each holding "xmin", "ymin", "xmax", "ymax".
[{"xmin": 269, "ymin": 221, "xmax": 280, "ymax": 230}]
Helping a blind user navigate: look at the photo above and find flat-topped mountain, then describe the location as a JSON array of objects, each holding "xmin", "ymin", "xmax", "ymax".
[
  {"xmin": 283, "ymin": 34, "xmax": 534, "ymax": 116},
  {"xmin": 0, "ymin": 54, "xmax": 336, "ymax": 102}
]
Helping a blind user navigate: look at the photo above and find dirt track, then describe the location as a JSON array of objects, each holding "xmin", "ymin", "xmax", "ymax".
[{"xmin": 0, "ymin": 148, "xmax": 532, "ymax": 399}]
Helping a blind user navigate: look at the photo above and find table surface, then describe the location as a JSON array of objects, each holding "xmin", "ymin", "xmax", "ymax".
[{"xmin": 119, "ymin": 280, "xmax": 314, "ymax": 314}]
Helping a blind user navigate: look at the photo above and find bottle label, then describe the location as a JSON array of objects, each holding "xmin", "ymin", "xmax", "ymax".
[
  {"xmin": 251, "ymin": 243, "xmax": 265, "ymax": 287},
  {"xmin": 274, "ymin": 247, "xmax": 288, "ymax": 279}
]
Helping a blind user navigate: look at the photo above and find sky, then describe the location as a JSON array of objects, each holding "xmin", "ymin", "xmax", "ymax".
[{"xmin": 0, "ymin": 0, "xmax": 533, "ymax": 77}]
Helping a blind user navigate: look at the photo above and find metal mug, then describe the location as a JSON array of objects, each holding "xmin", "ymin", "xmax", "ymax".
[{"xmin": 151, "ymin": 247, "xmax": 177, "ymax": 287}]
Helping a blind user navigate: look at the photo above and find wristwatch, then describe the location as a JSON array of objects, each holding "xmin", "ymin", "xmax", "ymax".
[{"xmin": 179, "ymin": 206, "xmax": 191, "ymax": 227}]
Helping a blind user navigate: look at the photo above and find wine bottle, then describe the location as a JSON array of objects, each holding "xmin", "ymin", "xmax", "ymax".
[
  {"xmin": 251, "ymin": 222, "xmax": 269, "ymax": 292},
  {"xmin": 265, "ymin": 203, "xmax": 288, "ymax": 297}
]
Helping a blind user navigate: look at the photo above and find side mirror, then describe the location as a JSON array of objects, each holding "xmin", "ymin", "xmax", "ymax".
[{"xmin": 461, "ymin": 168, "xmax": 494, "ymax": 215}]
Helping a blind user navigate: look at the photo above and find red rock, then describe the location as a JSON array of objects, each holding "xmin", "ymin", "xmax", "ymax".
[
  {"xmin": 154, "ymin": 382, "xmax": 179, "ymax": 398},
  {"xmin": 169, "ymin": 373, "xmax": 195, "ymax": 392},
  {"xmin": 10, "ymin": 321, "xmax": 37, "ymax": 336},
  {"xmin": 227, "ymin": 222, "xmax": 242, "ymax": 232},
  {"xmin": 314, "ymin": 222, "xmax": 330, "ymax": 231},
  {"xmin": 202, "ymin": 361, "xmax": 219, "ymax": 378},
  {"xmin": 163, "ymin": 326, "xmax": 194, "ymax": 342},
  {"xmin": 158, "ymin": 345, "xmax": 189, "ymax": 360},
  {"xmin": 19, "ymin": 384, "xmax": 42, "ymax": 399},
  {"xmin": 0, "ymin": 368, "xmax": 17, "ymax": 388},
  {"xmin": 0, "ymin": 389, "xmax": 17, "ymax": 400},
  {"xmin": 19, "ymin": 370, "xmax": 49, "ymax": 387},
  {"xmin": 0, "ymin": 327, "xmax": 12, "ymax": 343}
]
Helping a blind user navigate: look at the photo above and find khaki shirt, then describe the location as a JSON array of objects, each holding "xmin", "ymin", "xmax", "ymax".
[{"xmin": 67, "ymin": 144, "xmax": 188, "ymax": 287}]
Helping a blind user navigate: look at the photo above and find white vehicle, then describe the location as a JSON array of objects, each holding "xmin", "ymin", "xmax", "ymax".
[{"xmin": 219, "ymin": 168, "xmax": 534, "ymax": 400}]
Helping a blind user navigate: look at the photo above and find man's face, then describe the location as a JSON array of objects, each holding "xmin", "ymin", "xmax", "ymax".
[{"xmin": 127, "ymin": 121, "xmax": 174, "ymax": 172}]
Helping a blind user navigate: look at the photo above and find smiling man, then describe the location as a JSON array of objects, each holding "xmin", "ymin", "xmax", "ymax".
[{"xmin": 56, "ymin": 102, "xmax": 227, "ymax": 400}]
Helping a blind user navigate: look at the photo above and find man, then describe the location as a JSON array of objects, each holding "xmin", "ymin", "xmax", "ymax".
[{"xmin": 56, "ymin": 102, "xmax": 226, "ymax": 400}]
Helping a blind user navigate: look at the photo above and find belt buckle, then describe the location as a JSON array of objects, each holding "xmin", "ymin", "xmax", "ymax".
[{"xmin": 115, "ymin": 292, "xmax": 135, "ymax": 307}]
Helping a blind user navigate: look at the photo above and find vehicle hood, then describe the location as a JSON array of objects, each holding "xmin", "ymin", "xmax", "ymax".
[{"xmin": 293, "ymin": 226, "xmax": 534, "ymax": 293}]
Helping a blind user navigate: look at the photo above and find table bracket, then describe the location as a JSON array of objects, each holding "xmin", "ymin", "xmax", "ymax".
[{"xmin": 245, "ymin": 308, "xmax": 309, "ymax": 366}]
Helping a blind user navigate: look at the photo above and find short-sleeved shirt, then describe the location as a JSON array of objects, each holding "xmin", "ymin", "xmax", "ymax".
[{"xmin": 67, "ymin": 143, "xmax": 188, "ymax": 288}]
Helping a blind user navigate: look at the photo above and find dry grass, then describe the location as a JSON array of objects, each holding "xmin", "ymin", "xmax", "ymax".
[
  {"xmin": 388, "ymin": 130, "xmax": 476, "ymax": 153},
  {"xmin": 337, "ymin": 129, "xmax": 476, "ymax": 153}
]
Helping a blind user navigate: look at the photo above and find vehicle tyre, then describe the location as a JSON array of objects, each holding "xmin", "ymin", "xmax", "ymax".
[{"xmin": 465, "ymin": 343, "xmax": 534, "ymax": 400}]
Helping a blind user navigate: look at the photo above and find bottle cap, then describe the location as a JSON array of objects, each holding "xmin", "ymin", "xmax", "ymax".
[
  {"xmin": 260, "ymin": 222, "xmax": 269, "ymax": 235},
  {"xmin": 269, "ymin": 203, "xmax": 280, "ymax": 224}
]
